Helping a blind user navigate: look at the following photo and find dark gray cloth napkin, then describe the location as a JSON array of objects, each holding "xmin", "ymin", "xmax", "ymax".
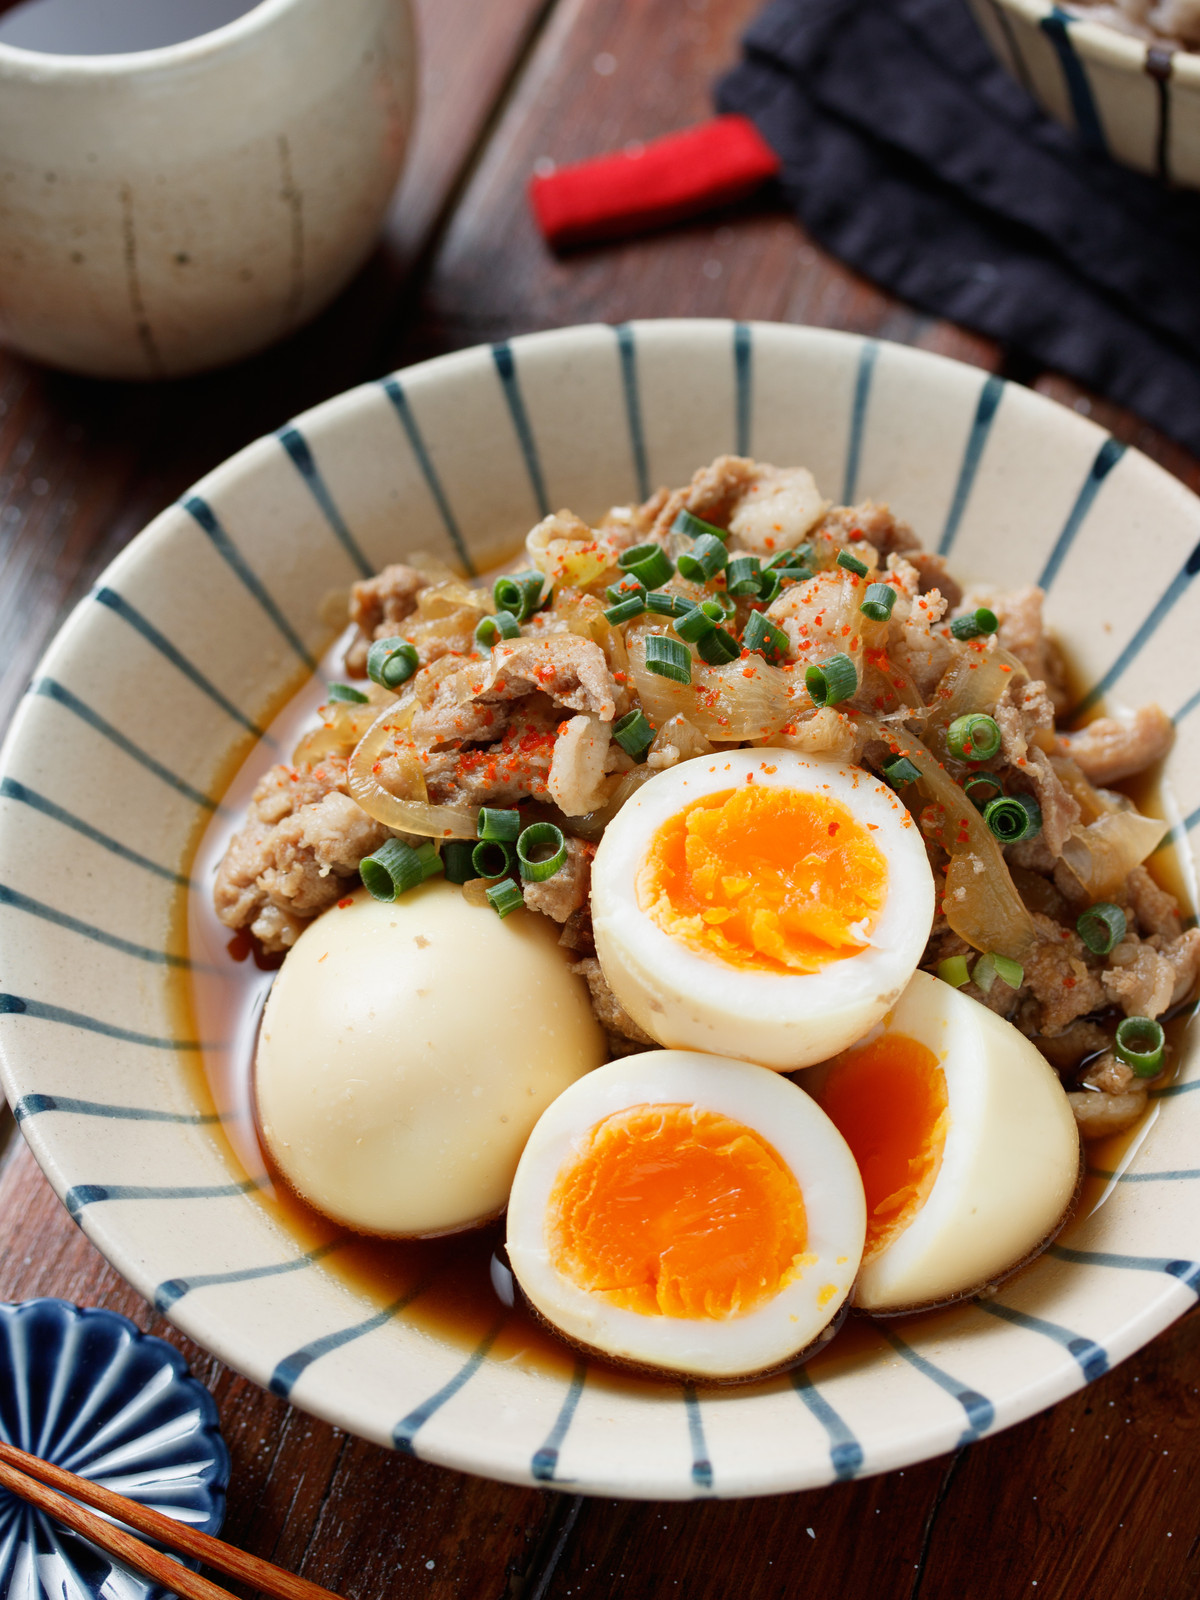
[{"xmin": 716, "ymin": 0, "xmax": 1200, "ymax": 455}]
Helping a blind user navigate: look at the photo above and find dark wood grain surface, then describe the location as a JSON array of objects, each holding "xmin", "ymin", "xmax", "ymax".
[{"xmin": 2, "ymin": 0, "xmax": 1199, "ymax": 1595}]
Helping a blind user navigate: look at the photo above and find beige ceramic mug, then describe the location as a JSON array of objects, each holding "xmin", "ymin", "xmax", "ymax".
[{"xmin": 0, "ymin": 0, "xmax": 416, "ymax": 378}]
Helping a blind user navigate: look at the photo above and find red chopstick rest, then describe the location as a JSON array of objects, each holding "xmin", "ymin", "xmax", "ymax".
[{"xmin": 529, "ymin": 114, "xmax": 781, "ymax": 249}]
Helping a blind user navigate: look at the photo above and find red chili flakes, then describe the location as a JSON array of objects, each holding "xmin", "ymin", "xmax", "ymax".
[
  {"xmin": 762, "ymin": 764, "xmax": 777, "ymax": 775},
  {"xmin": 828, "ymin": 821, "xmax": 840, "ymax": 836},
  {"xmin": 337, "ymin": 896, "xmax": 354, "ymax": 909}
]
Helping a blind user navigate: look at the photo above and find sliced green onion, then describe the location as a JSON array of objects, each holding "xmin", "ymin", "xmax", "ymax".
[
  {"xmin": 618, "ymin": 543, "xmax": 673, "ymax": 589},
  {"xmin": 472, "ymin": 839, "xmax": 516, "ymax": 879},
  {"xmin": 764, "ymin": 545, "xmax": 813, "ymax": 573},
  {"xmin": 726, "ymin": 555, "xmax": 763, "ymax": 595},
  {"xmin": 882, "ymin": 755, "xmax": 921, "ymax": 788},
  {"xmin": 696, "ymin": 627, "xmax": 740, "ymax": 665},
  {"xmin": 441, "ymin": 839, "xmax": 477, "ymax": 885},
  {"xmin": 742, "ymin": 610, "xmax": 790, "ymax": 663},
  {"xmin": 606, "ymin": 576, "xmax": 646, "ymax": 606},
  {"xmin": 493, "ymin": 570, "xmax": 545, "ymax": 622},
  {"xmin": 676, "ymin": 533, "xmax": 729, "ymax": 584},
  {"xmin": 675, "ymin": 605, "xmax": 717, "ymax": 644},
  {"xmin": 646, "ymin": 590, "xmax": 696, "ymax": 618},
  {"xmin": 836, "ymin": 550, "xmax": 869, "ymax": 578},
  {"xmin": 486, "ymin": 876, "xmax": 524, "ymax": 918},
  {"xmin": 327, "ymin": 683, "xmax": 370, "ymax": 704},
  {"xmin": 757, "ymin": 572, "xmax": 783, "ymax": 606},
  {"xmin": 1077, "ymin": 902, "xmax": 1127, "ymax": 956},
  {"xmin": 517, "ymin": 822, "xmax": 568, "ymax": 883},
  {"xmin": 604, "ymin": 594, "xmax": 647, "ymax": 624},
  {"xmin": 937, "ymin": 955, "xmax": 971, "ymax": 988},
  {"xmin": 645, "ymin": 634, "xmax": 692, "ymax": 684},
  {"xmin": 776, "ymin": 564, "xmax": 814, "ymax": 583},
  {"xmin": 806, "ymin": 652, "xmax": 857, "ymax": 708},
  {"xmin": 950, "ymin": 607, "xmax": 1000, "ymax": 640},
  {"xmin": 947, "ymin": 713, "xmax": 1002, "ymax": 763},
  {"xmin": 672, "ymin": 508, "xmax": 729, "ymax": 543},
  {"xmin": 613, "ymin": 708, "xmax": 655, "ymax": 762},
  {"xmin": 860, "ymin": 583, "xmax": 897, "ymax": 622},
  {"xmin": 963, "ymin": 772, "xmax": 1004, "ymax": 807},
  {"xmin": 360, "ymin": 839, "xmax": 439, "ymax": 901},
  {"xmin": 477, "ymin": 807, "xmax": 521, "ymax": 842},
  {"xmin": 366, "ymin": 637, "xmax": 419, "ymax": 690},
  {"xmin": 983, "ymin": 792, "xmax": 1042, "ymax": 844},
  {"xmin": 474, "ymin": 611, "xmax": 521, "ymax": 650},
  {"xmin": 1114, "ymin": 1015, "xmax": 1165, "ymax": 1077},
  {"xmin": 972, "ymin": 951, "xmax": 1024, "ymax": 994}
]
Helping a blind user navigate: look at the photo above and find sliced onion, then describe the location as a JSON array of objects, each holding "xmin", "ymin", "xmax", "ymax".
[
  {"xmin": 292, "ymin": 699, "xmax": 381, "ymax": 765},
  {"xmin": 347, "ymin": 700, "xmax": 478, "ymax": 838},
  {"xmin": 854, "ymin": 713, "xmax": 1039, "ymax": 961},
  {"xmin": 922, "ymin": 640, "xmax": 1028, "ymax": 752},
  {"xmin": 561, "ymin": 766, "xmax": 658, "ymax": 841},
  {"xmin": 1060, "ymin": 810, "xmax": 1168, "ymax": 902},
  {"xmin": 628, "ymin": 631, "xmax": 797, "ymax": 741}
]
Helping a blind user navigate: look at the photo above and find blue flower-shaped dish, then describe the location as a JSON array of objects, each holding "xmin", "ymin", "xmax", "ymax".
[{"xmin": 0, "ymin": 1300, "xmax": 230, "ymax": 1600}]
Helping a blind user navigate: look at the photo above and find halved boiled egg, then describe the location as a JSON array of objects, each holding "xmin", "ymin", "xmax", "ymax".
[
  {"xmin": 590, "ymin": 750, "xmax": 934, "ymax": 1070},
  {"xmin": 805, "ymin": 970, "xmax": 1082, "ymax": 1313},
  {"xmin": 506, "ymin": 1051, "xmax": 866, "ymax": 1380}
]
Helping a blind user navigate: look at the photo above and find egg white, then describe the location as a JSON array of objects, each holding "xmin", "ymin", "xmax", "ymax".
[
  {"xmin": 255, "ymin": 883, "xmax": 606, "ymax": 1238},
  {"xmin": 590, "ymin": 750, "xmax": 935, "ymax": 1071},
  {"xmin": 805, "ymin": 969, "xmax": 1082, "ymax": 1313},
  {"xmin": 506, "ymin": 1051, "xmax": 866, "ymax": 1381}
]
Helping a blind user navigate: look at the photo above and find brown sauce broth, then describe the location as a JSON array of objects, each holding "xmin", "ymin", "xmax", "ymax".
[{"xmin": 173, "ymin": 627, "xmax": 1197, "ymax": 1393}]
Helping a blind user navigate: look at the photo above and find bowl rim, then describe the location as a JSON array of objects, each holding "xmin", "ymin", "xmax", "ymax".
[
  {"xmin": 2, "ymin": 316, "xmax": 1199, "ymax": 1499},
  {"xmin": 988, "ymin": 0, "xmax": 1200, "ymax": 84}
]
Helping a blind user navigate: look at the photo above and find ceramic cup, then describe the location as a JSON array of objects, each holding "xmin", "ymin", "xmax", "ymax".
[{"xmin": 0, "ymin": 0, "xmax": 416, "ymax": 379}]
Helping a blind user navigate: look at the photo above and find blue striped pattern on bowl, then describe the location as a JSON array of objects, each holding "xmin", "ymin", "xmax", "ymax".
[{"xmin": 0, "ymin": 320, "xmax": 1197, "ymax": 1499}]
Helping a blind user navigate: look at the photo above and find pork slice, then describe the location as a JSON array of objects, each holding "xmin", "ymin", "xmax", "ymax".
[
  {"xmin": 1102, "ymin": 927, "xmax": 1200, "ymax": 1018},
  {"xmin": 523, "ymin": 837, "xmax": 592, "ymax": 924},
  {"xmin": 1022, "ymin": 914, "xmax": 1109, "ymax": 1035},
  {"xmin": 1055, "ymin": 704, "xmax": 1174, "ymax": 785},
  {"xmin": 477, "ymin": 636, "xmax": 618, "ymax": 720},
  {"xmin": 571, "ymin": 957, "xmax": 655, "ymax": 1046},
  {"xmin": 547, "ymin": 714, "xmax": 612, "ymax": 816},
  {"xmin": 1125, "ymin": 864, "xmax": 1183, "ymax": 941}
]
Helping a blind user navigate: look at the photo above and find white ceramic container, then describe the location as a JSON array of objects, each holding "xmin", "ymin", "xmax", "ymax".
[
  {"xmin": 0, "ymin": 0, "xmax": 415, "ymax": 378},
  {"xmin": 1, "ymin": 320, "xmax": 1199, "ymax": 1499},
  {"xmin": 969, "ymin": 0, "xmax": 1200, "ymax": 186}
]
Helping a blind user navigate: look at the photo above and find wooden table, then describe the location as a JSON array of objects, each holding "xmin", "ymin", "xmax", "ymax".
[{"xmin": 2, "ymin": 2, "xmax": 1198, "ymax": 1595}]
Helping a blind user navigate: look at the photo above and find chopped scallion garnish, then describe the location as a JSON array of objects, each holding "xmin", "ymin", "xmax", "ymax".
[
  {"xmin": 805, "ymin": 652, "xmax": 857, "ymax": 707},
  {"xmin": 676, "ymin": 533, "xmax": 729, "ymax": 583},
  {"xmin": 485, "ymin": 877, "xmax": 524, "ymax": 918},
  {"xmin": 983, "ymin": 792, "xmax": 1042, "ymax": 844},
  {"xmin": 860, "ymin": 583, "xmax": 897, "ymax": 622},
  {"xmin": 441, "ymin": 839, "xmax": 477, "ymax": 885},
  {"xmin": 606, "ymin": 576, "xmax": 646, "ymax": 606},
  {"xmin": 477, "ymin": 807, "xmax": 521, "ymax": 842},
  {"xmin": 882, "ymin": 755, "xmax": 921, "ymax": 788},
  {"xmin": 726, "ymin": 554, "xmax": 763, "ymax": 595},
  {"xmin": 696, "ymin": 626, "xmax": 740, "ymax": 665},
  {"xmin": 493, "ymin": 570, "xmax": 545, "ymax": 622},
  {"xmin": 675, "ymin": 605, "xmax": 718, "ymax": 644},
  {"xmin": 359, "ymin": 839, "xmax": 441, "ymax": 901},
  {"xmin": 613, "ymin": 708, "xmax": 655, "ymax": 762},
  {"xmin": 742, "ymin": 610, "xmax": 790, "ymax": 663},
  {"xmin": 949, "ymin": 608, "xmax": 1000, "ymax": 641},
  {"xmin": 836, "ymin": 550, "xmax": 869, "ymax": 578},
  {"xmin": 763, "ymin": 545, "xmax": 813, "ymax": 574},
  {"xmin": 757, "ymin": 572, "xmax": 783, "ymax": 606},
  {"xmin": 937, "ymin": 955, "xmax": 971, "ymax": 988},
  {"xmin": 366, "ymin": 637, "xmax": 419, "ymax": 690},
  {"xmin": 618, "ymin": 543, "xmax": 674, "ymax": 589},
  {"xmin": 963, "ymin": 773, "xmax": 1004, "ymax": 807},
  {"xmin": 946, "ymin": 713, "xmax": 1002, "ymax": 763},
  {"xmin": 972, "ymin": 951, "xmax": 1024, "ymax": 993},
  {"xmin": 327, "ymin": 683, "xmax": 370, "ymax": 704},
  {"xmin": 645, "ymin": 634, "xmax": 692, "ymax": 684},
  {"xmin": 1114, "ymin": 1015, "xmax": 1165, "ymax": 1077},
  {"xmin": 474, "ymin": 611, "xmax": 521, "ymax": 650},
  {"xmin": 472, "ymin": 839, "xmax": 516, "ymax": 880},
  {"xmin": 604, "ymin": 594, "xmax": 647, "ymax": 624},
  {"xmin": 672, "ymin": 508, "xmax": 729, "ymax": 543},
  {"xmin": 1077, "ymin": 902, "xmax": 1127, "ymax": 956},
  {"xmin": 645, "ymin": 591, "xmax": 696, "ymax": 618},
  {"xmin": 517, "ymin": 822, "xmax": 568, "ymax": 883}
]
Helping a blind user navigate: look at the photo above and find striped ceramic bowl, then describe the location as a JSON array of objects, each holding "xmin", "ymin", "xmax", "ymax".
[
  {"xmin": 0, "ymin": 320, "xmax": 1198, "ymax": 1499},
  {"xmin": 968, "ymin": 0, "xmax": 1200, "ymax": 185}
]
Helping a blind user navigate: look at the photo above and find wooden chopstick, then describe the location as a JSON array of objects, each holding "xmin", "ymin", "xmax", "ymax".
[{"xmin": 0, "ymin": 1438, "xmax": 344, "ymax": 1600}]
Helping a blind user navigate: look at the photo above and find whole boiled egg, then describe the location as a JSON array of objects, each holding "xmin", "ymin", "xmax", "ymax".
[
  {"xmin": 506, "ymin": 1051, "xmax": 866, "ymax": 1381},
  {"xmin": 804, "ymin": 969, "xmax": 1081, "ymax": 1313},
  {"xmin": 255, "ymin": 884, "xmax": 606, "ymax": 1238},
  {"xmin": 590, "ymin": 750, "xmax": 934, "ymax": 1071}
]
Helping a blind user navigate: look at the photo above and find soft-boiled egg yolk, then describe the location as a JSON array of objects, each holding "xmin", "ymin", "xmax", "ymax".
[
  {"xmin": 506, "ymin": 1052, "xmax": 866, "ymax": 1381},
  {"xmin": 547, "ymin": 1104, "xmax": 809, "ymax": 1319},
  {"xmin": 640, "ymin": 787, "xmax": 888, "ymax": 974},
  {"xmin": 817, "ymin": 1034, "xmax": 948, "ymax": 1262},
  {"xmin": 804, "ymin": 969, "xmax": 1081, "ymax": 1313},
  {"xmin": 590, "ymin": 750, "xmax": 935, "ymax": 1070}
]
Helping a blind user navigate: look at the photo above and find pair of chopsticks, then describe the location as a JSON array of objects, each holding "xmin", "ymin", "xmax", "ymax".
[{"xmin": 0, "ymin": 1437, "xmax": 344, "ymax": 1600}]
